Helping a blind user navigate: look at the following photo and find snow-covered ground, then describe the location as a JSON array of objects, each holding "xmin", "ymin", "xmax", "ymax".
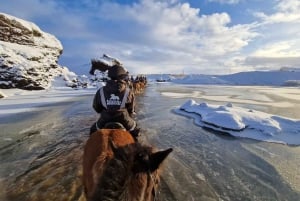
[
  {"xmin": 0, "ymin": 87, "xmax": 94, "ymax": 116},
  {"xmin": 0, "ymin": 75, "xmax": 103, "ymax": 117},
  {"xmin": 1, "ymin": 70, "xmax": 300, "ymax": 145}
]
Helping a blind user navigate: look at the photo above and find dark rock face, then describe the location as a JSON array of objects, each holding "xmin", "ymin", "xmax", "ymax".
[{"xmin": 0, "ymin": 13, "xmax": 81, "ymax": 90}]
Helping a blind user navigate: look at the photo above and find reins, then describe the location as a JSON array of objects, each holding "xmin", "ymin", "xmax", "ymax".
[{"xmin": 148, "ymin": 170, "xmax": 158, "ymax": 201}]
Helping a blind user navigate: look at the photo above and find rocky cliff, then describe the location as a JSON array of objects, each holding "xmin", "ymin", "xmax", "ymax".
[{"xmin": 0, "ymin": 13, "xmax": 85, "ymax": 90}]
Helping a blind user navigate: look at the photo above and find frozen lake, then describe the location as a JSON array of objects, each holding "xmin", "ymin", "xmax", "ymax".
[
  {"xmin": 138, "ymin": 83, "xmax": 300, "ymax": 201},
  {"xmin": 1, "ymin": 84, "xmax": 300, "ymax": 201}
]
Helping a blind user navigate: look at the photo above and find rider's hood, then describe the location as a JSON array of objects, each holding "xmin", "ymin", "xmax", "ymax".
[{"xmin": 105, "ymin": 80, "xmax": 126, "ymax": 93}]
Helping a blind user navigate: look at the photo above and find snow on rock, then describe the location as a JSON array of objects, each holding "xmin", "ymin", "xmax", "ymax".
[
  {"xmin": 0, "ymin": 90, "xmax": 5, "ymax": 98},
  {"xmin": 0, "ymin": 12, "xmax": 86, "ymax": 90},
  {"xmin": 177, "ymin": 99, "xmax": 300, "ymax": 145}
]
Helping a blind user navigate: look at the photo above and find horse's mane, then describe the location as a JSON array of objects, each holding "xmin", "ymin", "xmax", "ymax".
[{"xmin": 91, "ymin": 143, "xmax": 155, "ymax": 201}]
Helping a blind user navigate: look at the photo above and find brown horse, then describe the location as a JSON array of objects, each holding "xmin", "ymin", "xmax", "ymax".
[
  {"xmin": 82, "ymin": 129, "xmax": 172, "ymax": 201},
  {"xmin": 132, "ymin": 81, "xmax": 144, "ymax": 94},
  {"xmin": 130, "ymin": 76, "xmax": 147, "ymax": 94}
]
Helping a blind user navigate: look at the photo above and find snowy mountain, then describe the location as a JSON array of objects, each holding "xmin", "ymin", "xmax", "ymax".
[
  {"xmin": 0, "ymin": 13, "xmax": 87, "ymax": 90},
  {"xmin": 147, "ymin": 70, "xmax": 300, "ymax": 86},
  {"xmin": 219, "ymin": 71, "xmax": 300, "ymax": 86}
]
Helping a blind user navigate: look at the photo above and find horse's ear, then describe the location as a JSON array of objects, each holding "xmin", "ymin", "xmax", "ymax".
[{"xmin": 149, "ymin": 148, "xmax": 173, "ymax": 172}]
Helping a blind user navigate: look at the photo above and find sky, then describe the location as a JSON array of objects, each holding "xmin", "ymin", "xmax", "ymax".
[{"xmin": 1, "ymin": 0, "xmax": 300, "ymax": 75}]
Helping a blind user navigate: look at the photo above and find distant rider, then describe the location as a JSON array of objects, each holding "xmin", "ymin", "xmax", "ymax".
[{"xmin": 90, "ymin": 65, "xmax": 140, "ymax": 139}]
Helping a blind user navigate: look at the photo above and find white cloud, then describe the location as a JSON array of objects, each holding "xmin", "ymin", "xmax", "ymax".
[
  {"xmin": 276, "ymin": 0, "xmax": 300, "ymax": 13},
  {"xmin": 254, "ymin": 0, "xmax": 300, "ymax": 24},
  {"xmin": 252, "ymin": 41, "xmax": 300, "ymax": 57},
  {"xmin": 86, "ymin": 0, "xmax": 258, "ymax": 74},
  {"xmin": 245, "ymin": 0, "xmax": 300, "ymax": 70},
  {"xmin": 207, "ymin": 0, "xmax": 241, "ymax": 4}
]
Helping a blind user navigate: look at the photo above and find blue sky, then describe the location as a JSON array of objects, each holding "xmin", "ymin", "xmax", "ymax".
[{"xmin": 1, "ymin": 0, "xmax": 300, "ymax": 75}]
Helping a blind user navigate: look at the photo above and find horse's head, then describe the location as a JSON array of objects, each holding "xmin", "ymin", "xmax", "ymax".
[
  {"xmin": 91, "ymin": 141, "xmax": 173, "ymax": 201},
  {"xmin": 89, "ymin": 59, "xmax": 110, "ymax": 75}
]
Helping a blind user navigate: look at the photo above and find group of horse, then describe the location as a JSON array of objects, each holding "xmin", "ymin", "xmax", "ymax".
[
  {"xmin": 82, "ymin": 61, "xmax": 173, "ymax": 201},
  {"xmin": 129, "ymin": 75, "xmax": 147, "ymax": 95}
]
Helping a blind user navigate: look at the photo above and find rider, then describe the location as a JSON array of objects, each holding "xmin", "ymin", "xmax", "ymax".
[{"xmin": 90, "ymin": 64, "xmax": 140, "ymax": 139}]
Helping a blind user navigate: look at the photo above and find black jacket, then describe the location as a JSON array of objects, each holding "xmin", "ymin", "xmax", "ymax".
[{"xmin": 92, "ymin": 80, "xmax": 136, "ymax": 130}]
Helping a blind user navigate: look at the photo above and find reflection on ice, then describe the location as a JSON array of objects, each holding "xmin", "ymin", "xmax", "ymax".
[{"xmin": 161, "ymin": 89, "xmax": 294, "ymax": 108}]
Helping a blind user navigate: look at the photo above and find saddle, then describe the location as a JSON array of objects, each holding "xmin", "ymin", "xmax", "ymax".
[{"xmin": 104, "ymin": 122, "xmax": 126, "ymax": 129}]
